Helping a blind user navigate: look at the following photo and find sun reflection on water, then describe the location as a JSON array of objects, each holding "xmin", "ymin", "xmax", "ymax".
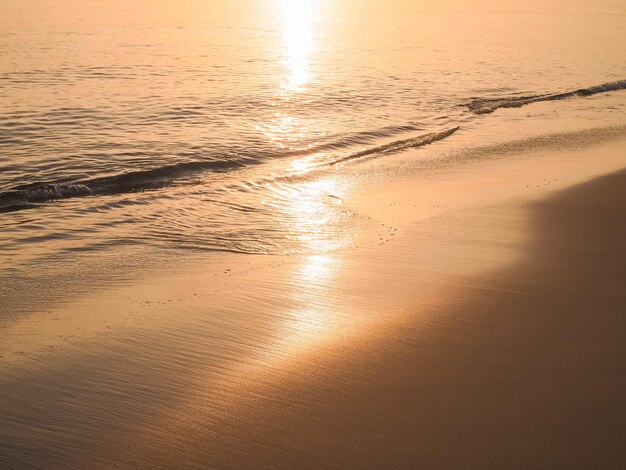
[
  {"xmin": 278, "ymin": 0, "xmax": 316, "ymax": 92},
  {"xmin": 288, "ymin": 153, "xmax": 324, "ymax": 174},
  {"xmin": 260, "ymin": 2, "xmax": 351, "ymax": 353},
  {"xmin": 256, "ymin": 1, "xmax": 323, "ymax": 158},
  {"xmin": 282, "ymin": 177, "xmax": 349, "ymax": 254},
  {"xmin": 255, "ymin": 113, "xmax": 313, "ymax": 150}
]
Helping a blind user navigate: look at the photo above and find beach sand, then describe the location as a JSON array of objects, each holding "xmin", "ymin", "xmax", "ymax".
[{"xmin": 1, "ymin": 132, "xmax": 625, "ymax": 468}]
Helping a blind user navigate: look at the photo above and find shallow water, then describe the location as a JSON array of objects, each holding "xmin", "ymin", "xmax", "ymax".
[{"xmin": 1, "ymin": 0, "xmax": 626, "ymax": 289}]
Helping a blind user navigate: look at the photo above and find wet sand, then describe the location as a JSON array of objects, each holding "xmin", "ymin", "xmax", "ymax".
[
  {"xmin": 1, "ymin": 135, "xmax": 625, "ymax": 469},
  {"xmin": 106, "ymin": 170, "xmax": 626, "ymax": 469}
]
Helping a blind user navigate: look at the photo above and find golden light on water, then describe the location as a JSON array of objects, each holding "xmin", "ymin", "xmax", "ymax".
[
  {"xmin": 257, "ymin": 1, "xmax": 323, "ymax": 155},
  {"xmin": 256, "ymin": 113, "xmax": 312, "ymax": 150},
  {"xmin": 284, "ymin": 178, "xmax": 348, "ymax": 253},
  {"xmin": 259, "ymin": 2, "xmax": 349, "ymax": 348},
  {"xmin": 289, "ymin": 153, "xmax": 323, "ymax": 174},
  {"xmin": 278, "ymin": 0, "xmax": 316, "ymax": 91}
]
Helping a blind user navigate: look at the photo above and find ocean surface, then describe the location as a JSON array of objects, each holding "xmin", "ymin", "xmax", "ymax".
[{"xmin": 2, "ymin": 0, "xmax": 626, "ymax": 306}]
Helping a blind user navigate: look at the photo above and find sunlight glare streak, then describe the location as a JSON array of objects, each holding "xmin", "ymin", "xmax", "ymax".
[
  {"xmin": 285, "ymin": 178, "xmax": 348, "ymax": 253},
  {"xmin": 278, "ymin": 0, "xmax": 316, "ymax": 91}
]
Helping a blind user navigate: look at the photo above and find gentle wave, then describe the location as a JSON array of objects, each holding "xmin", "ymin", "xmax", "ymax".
[
  {"xmin": 0, "ymin": 127, "xmax": 460, "ymax": 212},
  {"xmin": 467, "ymin": 79, "xmax": 626, "ymax": 114},
  {"xmin": 3, "ymin": 72, "xmax": 624, "ymax": 213},
  {"xmin": 0, "ymin": 160, "xmax": 245, "ymax": 213}
]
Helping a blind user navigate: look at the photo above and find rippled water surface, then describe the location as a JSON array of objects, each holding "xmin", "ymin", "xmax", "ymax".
[{"xmin": 2, "ymin": 0, "xmax": 626, "ymax": 279}]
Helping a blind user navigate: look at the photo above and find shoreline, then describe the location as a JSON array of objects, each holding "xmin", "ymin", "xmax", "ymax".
[
  {"xmin": 1, "ymin": 132, "xmax": 626, "ymax": 468},
  {"xmin": 3, "ymin": 120, "xmax": 626, "ymax": 320}
]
